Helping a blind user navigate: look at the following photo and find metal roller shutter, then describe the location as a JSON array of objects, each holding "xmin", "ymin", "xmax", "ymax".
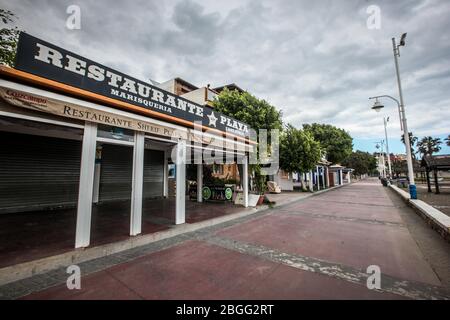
[
  {"xmin": 99, "ymin": 144, "xmax": 133, "ymax": 202},
  {"xmin": 143, "ymin": 149, "xmax": 164, "ymax": 198},
  {"xmin": 0, "ymin": 132, "xmax": 82, "ymax": 213},
  {"xmin": 98, "ymin": 145, "xmax": 164, "ymax": 202}
]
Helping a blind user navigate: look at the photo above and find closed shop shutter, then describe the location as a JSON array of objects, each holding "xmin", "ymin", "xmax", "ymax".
[
  {"xmin": 99, "ymin": 144, "xmax": 133, "ymax": 202},
  {"xmin": 143, "ymin": 149, "xmax": 164, "ymax": 198},
  {"xmin": 0, "ymin": 132, "xmax": 82, "ymax": 213},
  {"xmin": 98, "ymin": 146, "xmax": 164, "ymax": 202}
]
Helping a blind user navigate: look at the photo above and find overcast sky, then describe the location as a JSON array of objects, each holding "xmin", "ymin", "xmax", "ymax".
[{"xmin": 2, "ymin": 0, "xmax": 450, "ymax": 154}]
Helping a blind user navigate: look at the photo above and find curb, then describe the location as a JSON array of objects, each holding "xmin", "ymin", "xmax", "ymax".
[{"xmin": 389, "ymin": 185, "xmax": 450, "ymax": 242}]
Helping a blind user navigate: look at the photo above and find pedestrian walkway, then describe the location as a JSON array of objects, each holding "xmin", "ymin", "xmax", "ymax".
[{"xmin": 2, "ymin": 178, "xmax": 450, "ymax": 300}]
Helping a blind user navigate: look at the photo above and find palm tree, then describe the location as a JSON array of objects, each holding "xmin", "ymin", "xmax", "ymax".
[
  {"xmin": 417, "ymin": 136, "xmax": 442, "ymax": 157},
  {"xmin": 400, "ymin": 132, "xmax": 418, "ymax": 159},
  {"xmin": 446, "ymin": 135, "xmax": 450, "ymax": 147}
]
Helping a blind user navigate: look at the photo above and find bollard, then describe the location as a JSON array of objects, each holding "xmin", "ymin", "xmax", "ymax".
[{"xmin": 409, "ymin": 184, "xmax": 417, "ymax": 199}]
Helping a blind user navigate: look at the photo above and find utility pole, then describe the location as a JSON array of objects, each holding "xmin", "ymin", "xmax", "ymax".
[
  {"xmin": 392, "ymin": 35, "xmax": 416, "ymax": 198},
  {"xmin": 384, "ymin": 117, "xmax": 392, "ymax": 178},
  {"xmin": 369, "ymin": 34, "xmax": 417, "ymax": 198}
]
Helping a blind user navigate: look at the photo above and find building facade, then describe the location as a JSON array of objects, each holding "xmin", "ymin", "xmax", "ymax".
[{"xmin": 0, "ymin": 33, "xmax": 254, "ymax": 253}]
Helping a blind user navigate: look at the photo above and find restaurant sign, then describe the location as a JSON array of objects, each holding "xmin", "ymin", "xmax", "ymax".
[
  {"xmin": 0, "ymin": 87, "xmax": 251, "ymax": 152},
  {"xmin": 14, "ymin": 33, "xmax": 251, "ymax": 138},
  {"xmin": 0, "ymin": 87, "xmax": 186, "ymax": 140}
]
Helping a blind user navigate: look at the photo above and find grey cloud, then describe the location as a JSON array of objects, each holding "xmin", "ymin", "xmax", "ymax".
[{"xmin": 1, "ymin": 0, "xmax": 449, "ymax": 139}]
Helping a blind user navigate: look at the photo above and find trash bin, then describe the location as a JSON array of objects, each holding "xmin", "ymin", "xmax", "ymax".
[{"xmin": 409, "ymin": 184, "xmax": 417, "ymax": 199}]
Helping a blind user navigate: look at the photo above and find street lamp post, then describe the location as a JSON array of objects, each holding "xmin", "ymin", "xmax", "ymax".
[
  {"xmin": 374, "ymin": 141, "xmax": 385, "ymax": 178},
  {"xmin": 380, "ymin": 141, "xmax": 386, "ymax": 178},
  {"xmin": 381, "ymin": 140, "xmax": 386, "ymax": 178},
  {"xmin": 383, "ymin": 117, "xmax": 392, "ymax": 178},
  {"xmin": 369, "ymin": 33, "xmax": 417, "ymax": 199}
]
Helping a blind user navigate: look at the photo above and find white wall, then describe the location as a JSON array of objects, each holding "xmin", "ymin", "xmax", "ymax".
[
  {"xmin": 181, "ymin": 88, "xmax": 206, "ymax": 105},
  {"xmin": 157, "ymin": 80, "xmax": 175, "ymax": 94}
]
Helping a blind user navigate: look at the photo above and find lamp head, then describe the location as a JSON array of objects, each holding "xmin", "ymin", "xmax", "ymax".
[
  {"xmin": 399, "ymin": 33, "xmax": 407, "ymax": 46},
  {"xmin": 371, "ymin": 99, "xmax": 384, "ymax": 113}
]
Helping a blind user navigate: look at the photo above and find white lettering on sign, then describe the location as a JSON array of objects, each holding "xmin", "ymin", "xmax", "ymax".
[
  {"xmin": 34, "ymin": 43, "xmax": 64, "ymax": 68},
  {"xmin": 31, "ymin": 41, "xmax": 250, "ymax": 136},
  {"xmin": 34, "ymin": 43, "xmax": 202, "ymax": 116},
  {"xmin": 65, "ymin": 55, "xmax": 86, "ymax": 75},
  {"xmin": 87, "ymin": 65, "xmax": 105, "ymax": 81}
]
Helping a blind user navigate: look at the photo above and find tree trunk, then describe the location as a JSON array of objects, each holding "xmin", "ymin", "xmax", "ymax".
[{"xmin": 299, "ymin": 173, "xmax": 307, "ymax": 191}]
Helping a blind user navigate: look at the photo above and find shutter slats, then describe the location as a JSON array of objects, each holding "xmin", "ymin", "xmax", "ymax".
[
  {"xmin": 99, "ymin": 144, "xmax": 133, "ymax": 202},
  {"xmin": 98, "ymin": 145, "xmax": 164, "ymax": 201},
  {"xmin": 0, "ymin": 132, "xmax": 82, "ymax": 213},
  {"xmin": 143, "ymin": 149, "xmax": 164, "ymax": 198}
]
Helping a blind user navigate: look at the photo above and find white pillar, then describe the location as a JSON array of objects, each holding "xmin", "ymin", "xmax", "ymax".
[
  {"xmin": 348, "ymin": 172, "xmax": 351, "ymax": 183},
  {"xmin": 340, "ymin": 169, "xmax": 343, "ymax": 185},
  {"xmin": 316, "ymin": 166, "xmax": 320, "ymax": 190},
  {"xmin": 92, "ymin": 162, "xmax": 101, "ymax": 203},
  {"xmin": 75, "ymin": 122, "xmax": 97, "ymax": 248},
  {"xmin": 243, "ymin": 155, "xmax": 249, "ymax": 208},
  {"xmin": 325, "ymin": 167, "xmax": 329, "ymax": 188},
  {"xmin": 175, "ymin": 140, "xmax": 186, "ymax": 224},
  {"xmin": 163, "ymin": 149, "xmax": 168, "ymax": 198},
  {"xmin": 197, "ymin": 163, "xmax": 203, "ymax": 203},
  {"xmin": 130, "ymin": 131, "xmax": 145, "ymax": 236},
  {"xmin": 308, "ymin": 171, "xmax": 313, "ymax": 191}
]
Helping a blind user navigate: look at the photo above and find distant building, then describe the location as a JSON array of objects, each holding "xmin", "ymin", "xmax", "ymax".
[
  {"xmin": 158, "ymin": 78, "xmax": 219, "ymax": 107},
  {"xmin": 158, "ymin": 77, "xmax": 198, "ymax": 95}
]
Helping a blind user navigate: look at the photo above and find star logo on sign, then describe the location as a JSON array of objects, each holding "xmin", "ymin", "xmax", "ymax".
[{"xmin": 207, "ymin": 111, "xmax": 218, "ymax": 127}]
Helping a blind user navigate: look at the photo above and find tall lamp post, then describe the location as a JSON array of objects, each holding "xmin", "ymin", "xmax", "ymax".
[
  {"xmin": 375, "ymin": 141, "xmax": 386, "ymax": 178},
  {"xmin": 383, "ymin": 117, "xmax": 392, "ymax": 178},
  {"xmin": 369, "ymin": 33, "xmax": 417, "ymax": 199},
  {"xmin": 374, "ymin": 143, "xmax": 381, "ymax": 177},
  {"xmin": 380, "ymin": 140, "xmax": 386, "ymax": 178}
]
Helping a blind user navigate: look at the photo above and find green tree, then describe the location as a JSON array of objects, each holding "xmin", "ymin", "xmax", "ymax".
[
  {"xmin": 391, "ymin": 158, "xmax": 406, "ymax": 178},
  {"xmin": 342, "ymin": 150, "xmax": 377, "ymax": 177},
  {"xmin": 417, "ymin": 136, "xmax": 442, "ymax": 157},
  {"xmin": 302, "ymin": 123, "xmax": 353, "ymax": 164},
  {"xmin": 213, "ymin": 88, "xmax": 283, "ymax": 194},
  {"xmin": 279, "ymin": 124, "xmax": 321, "ymax": 188},
  {"xmin": 213, "ymin": 88, "xmax": 283, "ymax": 136},
  {"xmin": 400, "ymin": 132, "xmax": 418, "ymax": 159},
  {"xmin": 0, "ymin": 9, "xmax": 20, "ymax": 67}
]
